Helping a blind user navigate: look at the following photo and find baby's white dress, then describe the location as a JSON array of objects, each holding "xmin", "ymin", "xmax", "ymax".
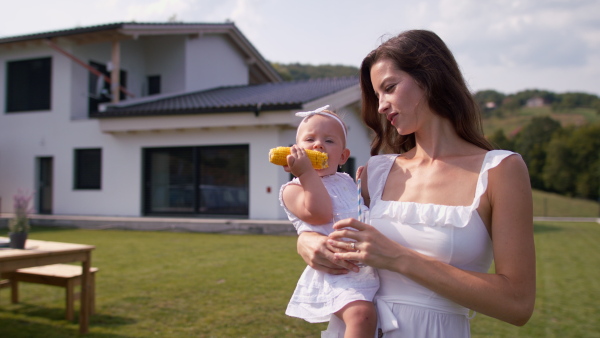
[
  {"xmin": 322, "ymin": 150, "xmax": 516, "ymax": 337},
  {"xmin": 280, "ymin": 172, "xmax": 380, "ymax": 323}
]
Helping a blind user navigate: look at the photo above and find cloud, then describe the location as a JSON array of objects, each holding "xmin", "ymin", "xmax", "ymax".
[
  {"xmin": 431, "ymin": 0, "xmax": 600, "ymax": 69},
  {"xmin": 125, "ymin": 0, "xmax": 194, "ymax": 22}
]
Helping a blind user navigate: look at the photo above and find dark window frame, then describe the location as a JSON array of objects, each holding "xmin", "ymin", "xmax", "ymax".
[
  {"xmin": 147, "ymin": 75, "xmax": 161, "ymax": 95},
  {"xmin": 6, "ymin": 57, "xmax": 52, "ymax": 113},
  {"xmin": 142, "ymin": 145, "xmax": 249, "ymax": 217},
  {"xmin": 74, "ymin": 148, "xmax": 102, "ymax": 190}
]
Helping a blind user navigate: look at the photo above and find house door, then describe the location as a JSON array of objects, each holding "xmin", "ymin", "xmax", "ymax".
[{"xmin": 38, "ymin": 157, "xmax": 53, "ymax": 214}]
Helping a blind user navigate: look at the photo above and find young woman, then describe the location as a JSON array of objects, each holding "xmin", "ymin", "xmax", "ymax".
[{"xmin": 296, "ymin": 30, "xmax": 536, "ymax": 337}]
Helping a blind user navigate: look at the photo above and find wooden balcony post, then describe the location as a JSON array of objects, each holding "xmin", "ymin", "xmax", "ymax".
[{"xmin": 111, "ymin": 40, "xmax": 120, "ymax": 103}]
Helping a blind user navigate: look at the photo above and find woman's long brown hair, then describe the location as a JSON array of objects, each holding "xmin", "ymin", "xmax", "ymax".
[{"xmin": 360, "ymin": 30, "xmax": 492, "ymax": 155}]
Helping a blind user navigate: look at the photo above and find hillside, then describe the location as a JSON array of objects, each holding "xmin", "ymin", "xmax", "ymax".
[
  {"xmin": 271, "ymin": 62, "xmax": 359, "ymax": 81},
  {"xmin": 482, "ymin": 106, "xmax": 600, "ymax": 137}
]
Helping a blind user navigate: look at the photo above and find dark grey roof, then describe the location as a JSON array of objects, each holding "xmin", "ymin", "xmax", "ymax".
[
  {"xmin": 0, "ymin": 22, "xmax": 232, "ymax": 44},
  {"xmin": 94, "ymin": 76, "xmax": 359, "ymax": 118}
]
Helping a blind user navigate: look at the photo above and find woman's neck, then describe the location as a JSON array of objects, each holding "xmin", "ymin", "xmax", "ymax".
[{"xmin": 411, "ymin": 118, "xmax": 481, "ymax": 161}]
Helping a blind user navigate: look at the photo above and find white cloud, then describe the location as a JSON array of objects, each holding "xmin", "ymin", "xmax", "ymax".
[
  {"xmin": 0, "ymin": 0, "xmax": 597, "ymax": 95},
  {"xmin": 125, "ymin": 0, "xmax": 194, "ymax": 22}
]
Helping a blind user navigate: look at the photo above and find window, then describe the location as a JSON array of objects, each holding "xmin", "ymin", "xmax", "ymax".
[
  {"xmin": 6, "ymin": 57, "xmax": 51, "ymax": 112},
  {"xmin": 142, "ymin": 145, "xmax": 249, "ymax": 216},
  {"xmin": 147, "ymin": 75, "xmax": 161, "ymax": 95},
  {"xmin": 88, "ymin": 61, "xmax": 127, "ymax": 114},
  {"xmin": 74, "ymin": 148, "xmax": 102, "ymax": 190}
]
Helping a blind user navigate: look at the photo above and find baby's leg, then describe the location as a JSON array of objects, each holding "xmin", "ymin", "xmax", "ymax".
[{"xmin": 334, "ymin": 300, "xmax": 377, "ymax": 338}]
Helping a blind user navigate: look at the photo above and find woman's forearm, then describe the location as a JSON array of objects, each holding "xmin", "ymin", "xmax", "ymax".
[{"xmin": 395, "ymin": 248, "xmax": 535, "ymax": 326}]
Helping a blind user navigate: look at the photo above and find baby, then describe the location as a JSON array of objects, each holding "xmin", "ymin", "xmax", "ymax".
[{"xmin": 279, "ymin": 105, "xmax": 379, "ymax": 338}]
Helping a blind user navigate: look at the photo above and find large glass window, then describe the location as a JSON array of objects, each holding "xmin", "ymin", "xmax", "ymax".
[
  {"xmin": 74, "ymin": 148, "xmax": 102, "ymax": 190},
  {"xmin": 143, "ymin": 145, "xmax": 249, "ymax": 216},
  {"xmin": 6, "ymin": 57, "xmax": 51, "ymax": 112}
]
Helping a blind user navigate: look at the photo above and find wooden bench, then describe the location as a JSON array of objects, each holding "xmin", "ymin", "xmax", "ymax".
[{"xmin": 1, "ymin": 264, "xmax": 98, "ymax": 321}]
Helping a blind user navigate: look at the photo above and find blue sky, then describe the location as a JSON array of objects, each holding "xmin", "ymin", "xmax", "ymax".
[{"xmin": 1, "ymin": 0, "xmax": 598, "ymax": 96}]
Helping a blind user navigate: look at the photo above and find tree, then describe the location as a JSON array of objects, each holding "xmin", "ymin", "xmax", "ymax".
[
  {"xmin": 514, "ymin": 116, "xmax": 562, "ymax": 189},
  {"xmin": 542, "ymin": 128, "xmax": 576, "ymax": 194},
  {"xmin": 270, "ymin": 62, "xmax": 359, "ymax": 81},
  {"xmin": 488, "ymin": 129, "xmax": 514, "ymax": 150},
  {"xmin": 552, "ymin": 92, "xmax": 600, "ymax": 112},
  {"xmin": 542, "ymin": 122, "xmax": 600, "ymax": 200},
  {"xmin": 570, "ymin": 123, "xmax": 600, "ymax": 200}
]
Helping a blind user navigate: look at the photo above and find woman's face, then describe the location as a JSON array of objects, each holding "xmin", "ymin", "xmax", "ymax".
[{"xmin": 369, "ymin": 58, "xmax": 428, "ymax": 136}]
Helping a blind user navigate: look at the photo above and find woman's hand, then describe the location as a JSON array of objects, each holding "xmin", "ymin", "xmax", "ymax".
[
  {"xmin": 297, "ymin": 231, "xmax": 358, "ymax": 274},
  {"xmin": 328, "ymin": 218, "xmax": 404, "ymax": 271}
]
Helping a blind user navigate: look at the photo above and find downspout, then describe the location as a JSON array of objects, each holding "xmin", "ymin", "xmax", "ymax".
[{"xmin": 254, "ymin": 102, "xmax": 262, "ymax": 117}]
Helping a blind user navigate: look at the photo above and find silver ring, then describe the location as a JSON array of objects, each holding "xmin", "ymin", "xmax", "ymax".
[{"xmin": 351, "ymin": 242, "xmax": 355, "ymax": 250}]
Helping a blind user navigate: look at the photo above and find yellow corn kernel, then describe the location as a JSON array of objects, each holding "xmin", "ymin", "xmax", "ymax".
[{"xmin": 269, "ymin": 147, "xmax": 329, "ymax": 169}]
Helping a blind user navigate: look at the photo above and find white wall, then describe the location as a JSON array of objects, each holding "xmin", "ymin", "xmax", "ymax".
[
  {"xmin": 141, "ymin": 36, "xmax": 186, "ymax": 95},
  {"xmin": 185, "ymin": 34, "xmax": 248, "ymax": 92}
]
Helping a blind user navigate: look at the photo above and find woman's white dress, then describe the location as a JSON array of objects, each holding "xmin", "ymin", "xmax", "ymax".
[
  {"xmin": 323, "ymin": 150, "xmax": 516, "ymax": 337},
  {"xmin": 280, "ymin": 172, "xmax": 380, "ymax": 324}
]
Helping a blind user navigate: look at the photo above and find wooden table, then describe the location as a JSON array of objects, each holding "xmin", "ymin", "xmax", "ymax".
[{"xmin": 0, "ymin": 237, "xmax": 95, "ymax": 334}]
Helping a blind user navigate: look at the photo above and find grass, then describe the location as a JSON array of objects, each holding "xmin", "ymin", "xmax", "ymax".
[
  {"xmin": 471, "ymin": 221, "xmax": 600, "ymax": 337},
  {"xmin": 1, "ymin": 228, "xmax": 326, "ymax": 337},
  {"xmin": 533, "ymin": 189, "xmax": 599, "ymax": 217},
  {"xmin": 2, "ymin": 221, "xmax": 599, "ymax": 337}
]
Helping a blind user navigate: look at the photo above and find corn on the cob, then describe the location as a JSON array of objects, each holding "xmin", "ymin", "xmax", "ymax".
[{"xmin": 269, "ymin": 147, "xmax": 329, "ymax": 169}]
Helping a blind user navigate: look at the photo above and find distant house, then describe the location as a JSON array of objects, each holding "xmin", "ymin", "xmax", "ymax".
[
  {"xmin": 526, "ymin": 96, "xmax": 546, "ymax": 108},
  {"xmin": 485, "ymin": 101, "xmax": 497, "ymax": 109},
  {"xmin": 0, "ymin": 22, "xmax": 369, "ymax": 220}
]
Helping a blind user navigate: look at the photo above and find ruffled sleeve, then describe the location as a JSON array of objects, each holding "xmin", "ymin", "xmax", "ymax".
[
  {"xmin": 366, "ymin": 154, "xmax": 398, "ymax": 203},
  {"xmin": 471, "ymin": 150, "xmax": 517, "ymax": 210}
]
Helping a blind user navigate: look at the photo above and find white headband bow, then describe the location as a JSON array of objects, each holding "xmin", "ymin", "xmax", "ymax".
[{"xmin": 295, "ymin": 105, "xmax": 347, "ymax": 141}]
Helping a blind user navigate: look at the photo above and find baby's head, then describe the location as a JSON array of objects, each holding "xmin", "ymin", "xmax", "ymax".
[{"xmin": 295, "ymin": 106, "xmax": 350, "ymax": 175}]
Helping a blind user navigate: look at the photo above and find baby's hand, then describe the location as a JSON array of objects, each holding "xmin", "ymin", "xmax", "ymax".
[{"xmin": 287, "ymin": 145, "xmax": 316, "ymax": 177}]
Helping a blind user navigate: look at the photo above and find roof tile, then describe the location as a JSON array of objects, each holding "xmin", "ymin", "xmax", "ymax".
[{"xmin": 96, "ymin": 76, "xmax": 359, "ymax": 117}]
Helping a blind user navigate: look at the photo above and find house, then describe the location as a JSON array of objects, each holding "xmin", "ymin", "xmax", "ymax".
[
  {"xmin": 525, "ymin": 96, "xmax": 546, "ymax": 108},
  {"xmin": 0, "ymin": 22, "xmax": 370, "ymax": 220}
]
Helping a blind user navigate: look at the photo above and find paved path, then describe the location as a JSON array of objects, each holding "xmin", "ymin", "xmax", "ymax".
[
  {"xmin": 0, "ymin": 213, "xmax": 296, "ymax": 235},
  {"xmin": 1, "ymin": 214, "xmax": 598, "ymax": 235},
  {"xmin": 533, "ymin": 216, "xmax": 600, "ymax": 223}
]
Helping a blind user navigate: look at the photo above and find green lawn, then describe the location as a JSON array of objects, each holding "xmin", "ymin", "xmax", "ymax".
[
  {"xmin": 533, "ymin": 189, "xmax": 599, "ymax": 217},
  {"xmin": 1, "ymin": 221, "xmax": 599, "ymax": 337}
]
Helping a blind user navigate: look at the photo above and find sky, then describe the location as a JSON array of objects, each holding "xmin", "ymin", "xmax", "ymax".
[{"xmin": 1, "ymin": 0, "xmax": 598, "ymax": 96}]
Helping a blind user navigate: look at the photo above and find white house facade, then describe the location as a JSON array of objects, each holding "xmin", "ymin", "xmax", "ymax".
[{"xmin": 0, "ymin": 22, "xmax": 370, "ymax": 221}]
